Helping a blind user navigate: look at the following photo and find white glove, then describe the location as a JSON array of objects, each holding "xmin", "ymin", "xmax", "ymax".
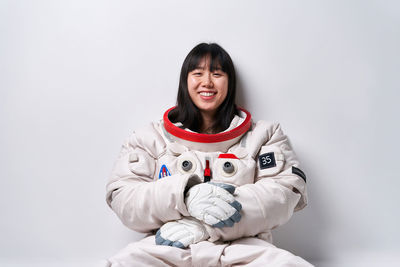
[
  {"xmin": 185, "ymin": 182, "xmax": 242, "ymax": 228},
  {"xmin": 155, "ymin": 218, "xmax": 209, "ymax": 248}
]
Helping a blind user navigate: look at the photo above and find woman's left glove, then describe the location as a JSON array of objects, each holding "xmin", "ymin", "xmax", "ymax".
[{"xmin": 155, "ymin": 218, "xmax": 209, "ymax": 248}]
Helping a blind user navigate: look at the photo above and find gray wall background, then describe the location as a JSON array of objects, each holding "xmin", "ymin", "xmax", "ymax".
[{"xmin": 1, "ymin": 1, "xmax": 399, "ymax": 266}]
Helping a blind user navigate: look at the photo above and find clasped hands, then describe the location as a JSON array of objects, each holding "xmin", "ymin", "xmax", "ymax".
[{"xmin": 155, "ymin": 182, "xmax": 242, "ymax": 248}]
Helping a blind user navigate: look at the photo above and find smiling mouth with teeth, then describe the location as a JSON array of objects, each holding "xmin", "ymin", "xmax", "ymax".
[{"xmin": 199, "ymin": 92, "xmax": 216, "ymax": 96}]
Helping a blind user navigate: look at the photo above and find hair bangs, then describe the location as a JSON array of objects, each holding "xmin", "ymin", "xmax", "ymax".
[{"xmin": 186, "ymin": 45, "xmax": 228, "ymax": 74}]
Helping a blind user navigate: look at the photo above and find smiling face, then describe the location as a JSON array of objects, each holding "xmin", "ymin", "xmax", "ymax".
[{"xmin": 187, "ymin": 56, "xmax": 229, "ymax": 117}]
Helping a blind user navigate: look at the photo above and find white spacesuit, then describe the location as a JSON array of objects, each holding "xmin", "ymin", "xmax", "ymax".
[{"xmin": 105, "ymin": 107, "xmax": 312, "ymax": 266}]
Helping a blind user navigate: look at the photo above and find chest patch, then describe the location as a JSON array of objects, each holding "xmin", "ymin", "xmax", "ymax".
[
  {"xmin": 158, "ymin": 164, "xmax": 171, "ymax": 179},
  {"xmin": 258, "ymin": 152, "xmax": 276, "ymax": 170}
]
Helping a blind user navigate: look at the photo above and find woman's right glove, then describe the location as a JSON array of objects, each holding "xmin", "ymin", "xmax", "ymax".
[{"xmin": 185, "ymin": 182, "xmax": 242, "ymax": 228}]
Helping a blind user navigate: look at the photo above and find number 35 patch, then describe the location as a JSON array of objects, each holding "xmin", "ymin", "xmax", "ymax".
[{"xmin": 259, "ymin": 152, "xmax": 276, "ymax": 169}]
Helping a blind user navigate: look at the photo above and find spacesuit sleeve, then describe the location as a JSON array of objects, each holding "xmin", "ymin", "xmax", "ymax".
[
  {"xmin": 106, "ymin": 132, "xmax": 201, "ymax": 233},
  {"xmin": 205, "ymin": 123, "xmax": 308, "ymax": 242}
]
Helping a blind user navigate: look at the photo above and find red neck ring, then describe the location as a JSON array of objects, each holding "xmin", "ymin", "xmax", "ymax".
[{"xmin": 163, "ymin": 107, "xmax": 252, "ymax": 143}]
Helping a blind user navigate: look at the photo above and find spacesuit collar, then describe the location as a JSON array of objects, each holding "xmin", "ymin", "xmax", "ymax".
[{"xmin": 162, "ymin": 107, "xmax": 252, "ymax": 152}]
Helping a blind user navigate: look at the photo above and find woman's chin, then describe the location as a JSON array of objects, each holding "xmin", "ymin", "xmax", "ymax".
[{"xmin": 197, "ymin": 105, "xmax": 218, "ymax": 115}]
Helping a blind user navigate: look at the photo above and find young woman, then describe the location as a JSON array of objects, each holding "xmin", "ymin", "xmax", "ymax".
[{"xmin": 105, "ymin": 43, "xmax": 312, "ymax": 266}]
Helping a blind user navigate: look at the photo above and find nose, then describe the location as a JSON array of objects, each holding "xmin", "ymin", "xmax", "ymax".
[{"xmin": 202, "ymin": 74, "xmax": 213, "ymax": 88}]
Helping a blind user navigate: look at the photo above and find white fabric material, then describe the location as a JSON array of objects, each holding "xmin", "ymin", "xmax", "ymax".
[
  {"xmin": 157, "ymin": 218, "xmax": 209, "ymax": 248},
  {"xmin": 105, "ymin": 109, "xmax": 310, "ymax": 265},
  {"xmin": 185, "ymin": 183, "xmax": 240, "ymax": 226},
  {"xmin": 105, "ymin": 235, "xmax": 313, "ymax": 267},
  {"xmin": 222, "ymin": 114, "xmax": 245, "ymax": 132}
]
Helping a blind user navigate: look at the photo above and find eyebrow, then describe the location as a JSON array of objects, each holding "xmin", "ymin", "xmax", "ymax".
[{"xmin": 193, "ymin": 66, "xmax": 222, "ymax": 71}]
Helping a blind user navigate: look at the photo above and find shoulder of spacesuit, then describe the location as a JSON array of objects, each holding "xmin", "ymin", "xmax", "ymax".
[
  {"xmin": 249, "ymin": 120, "xmax": 281, "ymax": 142},
  {"xmin": 126, "ymin": 121, "xmax": 167, "ymax": 159},
  {"xmin": 241, "ymin": 120, "xmax": 283, "ymax": 158}
]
